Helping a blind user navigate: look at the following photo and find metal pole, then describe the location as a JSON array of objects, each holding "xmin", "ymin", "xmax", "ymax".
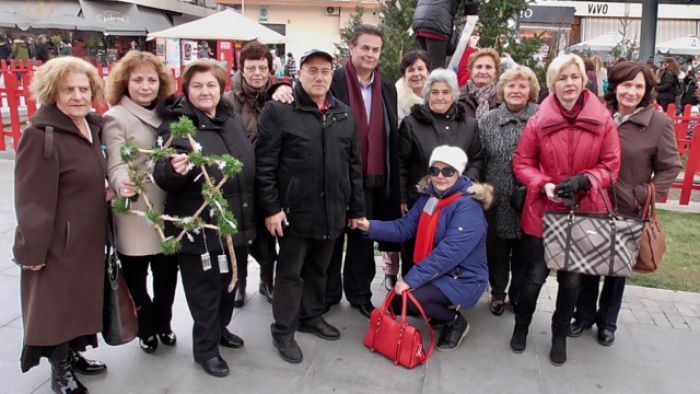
[{"xmin": 639, "ymin": 0, "xmax": 659, "ymax": 62}]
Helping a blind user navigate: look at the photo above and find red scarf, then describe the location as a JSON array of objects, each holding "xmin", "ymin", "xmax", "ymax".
[
  {"xmin": 344, "ymin": 60, "xmax": 386, "ymax": 186},
  {"xmin": 413, "ymin": 193, "xmax": 463, "ymax": 264}
]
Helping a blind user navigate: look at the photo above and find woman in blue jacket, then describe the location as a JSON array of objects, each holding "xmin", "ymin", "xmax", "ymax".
[{"xmin": 354, "ymin": 145, "xmax": 491, "ymax": 351}]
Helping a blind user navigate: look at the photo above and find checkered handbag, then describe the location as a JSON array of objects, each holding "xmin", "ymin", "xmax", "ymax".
[{"xmin": 543, "ymin": 180, "xmax": 645, "ymax": 277}]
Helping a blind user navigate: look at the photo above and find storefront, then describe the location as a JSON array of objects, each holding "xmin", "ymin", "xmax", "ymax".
[{"xmin": 519, "ymin": 5, "xmax": 577, "ymax": 62}]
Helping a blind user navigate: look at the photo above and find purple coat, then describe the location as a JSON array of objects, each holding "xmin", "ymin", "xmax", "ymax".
[{"xmin": 367, "ymin": 176, "xmax": 488, "ymax": 309}]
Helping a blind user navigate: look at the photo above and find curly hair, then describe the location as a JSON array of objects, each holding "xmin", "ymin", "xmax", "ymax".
[
  {"xmin": 497, "ymin": 65, "xmax": 540, "ymax": 103},
  {"xmin": 106, "ymin": 50, "xmax": 175, "ymax": 106},
  {"xmin": 30, "ymin": 57, "xmax": 105, "ymax": 106}
]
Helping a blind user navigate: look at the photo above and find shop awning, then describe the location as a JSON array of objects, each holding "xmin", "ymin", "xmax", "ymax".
[
  {"xmin": 79, "ymin": 0, "xmax": 148, "ymax": 36},
  {"xmin": 0, "ymin": 0, "xmax": 100, "ymax": 31}
]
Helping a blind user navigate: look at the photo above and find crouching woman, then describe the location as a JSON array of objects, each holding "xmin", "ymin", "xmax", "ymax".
[{"xmin": 354, "ymin": 146, "xmax": 490, "ymax": 351}]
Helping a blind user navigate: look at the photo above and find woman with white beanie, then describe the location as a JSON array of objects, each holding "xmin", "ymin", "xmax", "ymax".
[{"xmin": 354, "ymin": 146, "xmax": 491, "ymax": 352}]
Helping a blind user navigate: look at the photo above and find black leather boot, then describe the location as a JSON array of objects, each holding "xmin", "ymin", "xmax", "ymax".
[
  {"xmin": 510, "ymin": 323, "xmax": 529, "ymax": 353},
  {"xmin": 51, "ymin": 353, "xmax": 88, "ymax": 394},
  {"xmin": 233, "ymin": 279, "xmax": 246, "ymax": 308},
  {"xmin": 383, "ymin": 275, "xmax": 397, "ymax": 291},
  {"xmin": 436, "ymin": 314, "xmax": 470, "ymax": 351},
  {"xmin": 550, "ymin": 336, "xmax": 567, "ymax": 366}
]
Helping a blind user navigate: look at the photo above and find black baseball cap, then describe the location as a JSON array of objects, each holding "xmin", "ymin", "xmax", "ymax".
[{"xmin": 299, "ymin": 49, "xmax": 334, "ymax": 67}]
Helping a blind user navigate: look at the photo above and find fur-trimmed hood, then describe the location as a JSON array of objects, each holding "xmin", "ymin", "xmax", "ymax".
[
  {"xmin": 410, "ymin": 102, "xmax": 468, "ymax": 125},
  {"xmin": 416, "ymin": 175, "xmax": 494, "ymax": 210}
]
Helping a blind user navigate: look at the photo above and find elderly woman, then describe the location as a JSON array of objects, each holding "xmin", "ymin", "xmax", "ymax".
[
  {"xmin": 103, "ymin": 51, "xmax": 179, "ymax": 354},
  {"xmin": 154, "ymin": 59, "xmax": 255, "ymax": 377},
  {"xmin": 380, "ymin": 50, "xmax": 431, "ymax": 290},
  {"xmin": 355, "ymin": 146, "xmax": 490, "ymax": 351},
  {"xmin": 458, "ymin": 48, "xmax": 501, "ymax": 118},
  {"xmin": 511, "ymin": 54, "xmax": 621, "ymax": 366},
  {"xmin": 570, "ymin": 62, "xmax": 681, "ymax": 346},
  {"xmin": 398, "ymin": 68, "xmax": 484, "ymax": 279},
  {"xmin": 478, "ymin": 65, "xmax": 540, "ymax": 316},
  {"xmin": 13, "ymin": 57, "xmax": 109, "ymax": 393},
  {"xmin": 655, "ymin": 57, "xmax": 681, "ymax": 111}
]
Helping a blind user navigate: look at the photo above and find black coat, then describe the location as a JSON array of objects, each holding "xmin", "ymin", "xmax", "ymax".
[
  {"xmin": 154, "ymin": 96, "xmax": 256, "ymax": 254},
  {"xmin": 656, "ymin": 70, "xmax": 679, "ymax": 102},
  {"xmin": 331, "ymin": 67, "xmax": 400, "ymax": 221},
  {"xmin": 681, "ymin": 70, "xmax": 699, "ymax": 107},
  {"xmin": 398, "ymin": 103, "xmax": 483, "ymax": 206},
  {"xmin": 256, "ymin": 84, "xmax": 365, "ymax": 240},
  {"xmin": 35, "ymin": 42, "xmax": 50, "ymax": 63},
  {"xmin": 412, "ymin": 0, "xmax": 460, "ymax": 38}
]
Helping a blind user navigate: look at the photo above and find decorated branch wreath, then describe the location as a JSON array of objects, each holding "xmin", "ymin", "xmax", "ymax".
[{"xmin": 113, "ymin": 116, "xmax": 243, "ymax": 292}]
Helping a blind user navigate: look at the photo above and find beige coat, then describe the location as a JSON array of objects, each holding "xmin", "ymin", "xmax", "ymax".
[
  {"xmin": 14, "ymin": 106, "xmax": 106, "ymax": 346},
  {"xmin": 103, "ymin": 96, "xmax": 166, "ymax": 256}
]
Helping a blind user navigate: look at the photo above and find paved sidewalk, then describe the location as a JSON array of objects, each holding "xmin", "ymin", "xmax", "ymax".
[{"xmin": 0, "ymin": 159, "xmax": 699, "ymax": 394}]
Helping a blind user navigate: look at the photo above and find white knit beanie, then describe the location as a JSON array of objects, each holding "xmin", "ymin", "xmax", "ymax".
[{"xmin": 428, "ymin": 145, "xmax": 468, "ymax": 176}]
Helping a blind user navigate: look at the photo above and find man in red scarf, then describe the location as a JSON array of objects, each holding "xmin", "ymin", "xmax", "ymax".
[{"xmin": 325, "ymin": 25, "xmax": 401, "ymax": 319}]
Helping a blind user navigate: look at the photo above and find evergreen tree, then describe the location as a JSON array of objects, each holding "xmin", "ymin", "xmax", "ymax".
[
  {"xmin": 378, "ymin": 0, "xmax": 418, "ymax": 81},
  {"xmin": 477, "ymin": 0, "xmax": 544, "ymax": 82}
]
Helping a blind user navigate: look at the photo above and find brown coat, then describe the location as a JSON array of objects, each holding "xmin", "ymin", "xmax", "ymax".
[
  {"xmin": 223, "ymin": 71, "xmax": 271, "ymax": 144},
  {"xmin": 103, "ymin": 96, "xmax": 166, "ymax": 256},
  {"xmin": 13, "ymin": 105, "xmax": 107, "ymax": 346},
  {"xmin": 614, "ymin": 105, "xmax": 682, "ymax": 217}
]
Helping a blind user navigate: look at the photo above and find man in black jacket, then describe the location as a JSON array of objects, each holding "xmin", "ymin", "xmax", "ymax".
[
  {"xmin": 256, "ymin": 49, "xmax": 366, "ymax": 364},
  {"xmin": 326, "ymin": 25, "xmax": 400, "ymax": 319}
]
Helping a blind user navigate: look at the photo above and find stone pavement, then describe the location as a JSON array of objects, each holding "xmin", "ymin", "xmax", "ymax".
[{"xmin": 1, "ymin": 158, "xmax": 699, "ymax": 394}]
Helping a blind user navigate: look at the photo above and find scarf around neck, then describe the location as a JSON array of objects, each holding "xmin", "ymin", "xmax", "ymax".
[
  {"xmin": 413, "ymin": 192, "xmax": 463, "ymax": 264},
  {"xmin": 344, "ymin": 60, "xmax": 386, "ymax": 186},
  {"xmin": 467, "ymin": 80, "xmax": 497, "ymax": 119}
]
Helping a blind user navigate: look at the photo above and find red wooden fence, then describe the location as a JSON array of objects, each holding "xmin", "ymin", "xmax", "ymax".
[{"xmin": 664, "ymin": 104, "xmax": 700, "ymax": 205}]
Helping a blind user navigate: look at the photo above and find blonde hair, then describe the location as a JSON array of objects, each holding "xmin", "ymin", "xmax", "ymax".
[
  {"xmin": 497, "ymin": 65, "xmax": 540, "ymax": 103},
  {"xmin": 30, "ymin": 56, "xmax": 105, "ymax": 106},
  {"xmin": 468, "ymin": 48, "xmax": 500, "ymax": 76},
  {"xmin": 546, "ymin": 53, "xmax": 587, "ymax": 91},
  {"xmin": 107, "ymin": 51, "xmax": 175, "ymax": 106},
  {"xmin": 591, "ymin": 55, "xmax": 605, "ymax": 72}
]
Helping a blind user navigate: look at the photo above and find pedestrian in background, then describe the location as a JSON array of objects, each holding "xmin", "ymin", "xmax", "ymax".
[
  {"xmin": 411, "ymin": 0, "xmax": 460, "ymax": 69},
  {"xmin": 35, "ymin": 35, "xmax": 50, "ymax": 63},
  {"xmin": 655, "ymin": 57, "xmax": 681, "ymax": 111},
  {"xmin": 459, "ymin": 48, "xmax": 501, "ymax": 118},
  {"xmin": 284, "ymin": 52, "xmax": 297, "ymax": 79}
]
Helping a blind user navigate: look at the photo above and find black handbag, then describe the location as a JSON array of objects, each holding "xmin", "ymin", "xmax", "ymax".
[
  {"xmin": 102, "ymin": 210, "xmax": 138, "ymax": 346},
  {"xmin": 510, "ymin": 185, "xmax": 527, "ymax": 212},
  {"xmin": 543, "ymin": 177, "xmax": 645, "ymax": 277}
]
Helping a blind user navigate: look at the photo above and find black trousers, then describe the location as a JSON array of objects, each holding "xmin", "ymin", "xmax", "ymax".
[
  {"xmin": 486, "ymin": 218, "xmax": 527, "ymax": 303},
  {"xmin": 178, "ymin": 246, "xmax": 247, "ymax": 362},
  {"xmin": 515, "ymin": 235, "xmax": 583, "ymax": 338},
  {"xmin": 119, "ymin": 253, "xmax": 178, "ymax": 339},
  {"xmin": 249, "ymin": 211, "xmax": 277, "ymax": 284},
  {"xmin": 390, "ymin": 283, "xmax": 456, "ymax": 323},
  {"xmin": 417, "ymin": 36, "xmax": 449, "ymax": 69},
  {"xmin": 326, "ymin": 186, "xmax": 384, "ymax": 306},
  {"xmin": 272, "ymin": 234, "xmax": 336, "ymax": 338},
  {"xmin": 575, "ymin": 275, "xmax": 626, "ymax": 332}
]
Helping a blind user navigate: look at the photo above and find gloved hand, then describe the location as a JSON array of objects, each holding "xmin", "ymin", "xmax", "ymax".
[{"xmin": 554, "ymin": 175, "xmax": 592, "ymax": 205}]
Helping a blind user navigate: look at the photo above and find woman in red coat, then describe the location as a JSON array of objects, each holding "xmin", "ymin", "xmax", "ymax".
[{"xmin": 510, "ymin": 54, "xmax": 621, "ymax": 366}]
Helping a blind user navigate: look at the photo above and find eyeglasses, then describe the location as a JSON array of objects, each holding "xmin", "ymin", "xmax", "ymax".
[
  {"xmin": 429, "ymin": 167, "xmax": 457, "ymax": 177},
  {"xmin": 244, "ymin": 66, "xmax": 269, "ymax": 73},
  {"xmin": 302, "ymin": 67, "xmax": 333, "ymax": 77}
]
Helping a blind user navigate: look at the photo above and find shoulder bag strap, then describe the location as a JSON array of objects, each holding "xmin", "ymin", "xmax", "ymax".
[
  {"xmin": 640, "ymin": 183, "xmax": 657, "ymax": 220},
  {"xmin": 405, "ymin": 290, "xmax": 436, "ymax": 364}
]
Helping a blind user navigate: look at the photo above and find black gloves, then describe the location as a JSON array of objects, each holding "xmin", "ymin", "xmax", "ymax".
[{"xmin": 554, "ymin": 175, "xmax": 592, "ymax": 205}]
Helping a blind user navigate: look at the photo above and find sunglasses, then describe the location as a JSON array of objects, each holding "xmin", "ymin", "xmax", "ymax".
[{"xmin": 429, "ymin": 166, "xmax": 457, "ymax": 177}]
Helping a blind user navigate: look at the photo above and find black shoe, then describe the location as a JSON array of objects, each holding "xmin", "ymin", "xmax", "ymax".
[
  {"xmin": 234, "ymin": 279, "xmax": 246, "ymax": 308},
  {"xmin": 510, "ymin": 324, "xmax": 529, "ymax": 353},
  {"xmin": 139, "ymin": 336, "xmax": 158, "ymax": 354},
  {"xmin": 567, "ymin": 319, "xmax": 592, "ymax": 338},
  {"xmin": 436, "ymin": 314, "xmax": 470, "ymax": 351},
  {"xmin": 272, "ymin": 336, "xmax": 303, "ymax": 364},
  {"xmin": 297, "ymin": 319, "xmax": 341, "ymax": 341},
  {"xmin": 158, "ymin": 331, "xmax": 177, "ymax": 346},
  {"xmin": 220, "ymin": 328, "xmax": 245, "ymax": 349},
  {"xmin": 52, "ymin": 354, "xmax": 89, "ymax": 394},
  {"xmin": 383, "ymin": 275, "xmax": 397, "ymax": 291},
  {"xmin": 597, "ymin": 328, "xmax": 615, "ymax": 346},
  {"xmin": 489, "ymin": 299, "xmax": 505, "ymax": 316},
  {"xmin": 550, "ymin": 337, "xmax": 567, "ymax": 366},
  {"xmin": 71, "ymin": 350, "xmax": 107, "ymax": 375},
  {"xmin": 351, "ymin": 302, "xmax": 375, "ymax": 319},
  {"xmin": 198, "ymin": 356, "xmax": 229, "ymax": 377},
  {"xmin": 259, "ymin": 280, "xmax": 274, "ymax": 304}
]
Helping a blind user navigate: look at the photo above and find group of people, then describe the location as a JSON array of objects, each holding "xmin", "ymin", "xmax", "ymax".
[
  {"xmin": 13, "ymin": 21, "xmax": 683, "ymax": 394},
  {"xmin": 0, "ymin": 33, "xmax": 51, "ymax": 64}
]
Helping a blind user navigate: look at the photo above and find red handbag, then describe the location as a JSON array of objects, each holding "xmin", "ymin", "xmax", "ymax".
[{"xmin": 364, "ymin": 289, "xmax": 435, "ymax": 369}]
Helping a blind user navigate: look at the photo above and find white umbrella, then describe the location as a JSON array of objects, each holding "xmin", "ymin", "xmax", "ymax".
[
  {"xmin": 570, "ymin": 32, "xmax": 625, "ymax": 52},
  {"xmin": 147, "ymin": 9, "xmax": 286, "ymax": 43},
  {"xmin": 657, "ymin": 36, "xmax": 700, "ymax": 56}
]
